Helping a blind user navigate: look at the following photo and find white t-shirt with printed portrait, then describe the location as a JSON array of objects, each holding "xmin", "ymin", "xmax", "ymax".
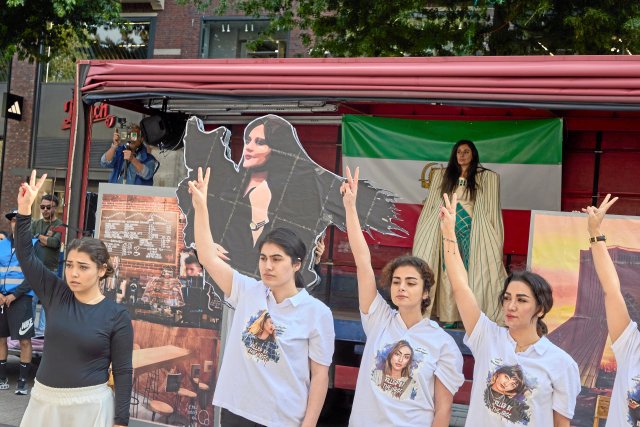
[
  {"xmin": 464, "ymin": 314, "xmax": 581, "ymax": 427},
  {"xmin": 212, "ymin": 271, "xmax": 335, "ymax": 427},
  {"xmin": 607, "ymin": 321, "xmax": 640, "ymax": 427},
  {"xmin": 349, "ymin": 293, "xmax": 465, "ymax": 427}
]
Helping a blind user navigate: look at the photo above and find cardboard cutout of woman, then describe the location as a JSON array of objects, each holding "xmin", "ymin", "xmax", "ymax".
[{"xmin": 177, "ymin": 115, "xmax": 403, "ymax": 294}]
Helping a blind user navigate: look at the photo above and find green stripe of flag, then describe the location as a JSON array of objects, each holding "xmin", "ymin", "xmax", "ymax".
[{"xmin": 342, "ymin": 115, "xmax": 562, "ymax": 165}]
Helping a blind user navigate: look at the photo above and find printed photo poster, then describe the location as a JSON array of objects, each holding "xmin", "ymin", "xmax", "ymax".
[
  {"xmin": 175, "ymin": 114, "xmax": 404, "ymax": 295},
  {"xmin": 96, "ymin": 183, "xmax": 224, "ymax": 426},
  {"xmin": 528, "ymin": 210, "xmax": 640, "ymax": 426}
]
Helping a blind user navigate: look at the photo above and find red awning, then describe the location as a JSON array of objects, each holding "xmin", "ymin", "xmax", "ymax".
[{"xmin": 80, "ymin": 56, "xmax": 640, "ymax": 108}]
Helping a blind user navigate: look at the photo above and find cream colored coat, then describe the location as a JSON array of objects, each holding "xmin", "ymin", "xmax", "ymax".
[{"xmin": 412, "ymin": 168, "xmax": 506, "ymax": 323}]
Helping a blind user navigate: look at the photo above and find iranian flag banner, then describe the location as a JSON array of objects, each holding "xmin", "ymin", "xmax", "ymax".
[{"xmin": 342, "ymin": 115, "xmax": 562, "ymax": 248}]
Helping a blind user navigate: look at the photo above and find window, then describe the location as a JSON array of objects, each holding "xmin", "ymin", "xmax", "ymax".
[
  {"xmin": 201, "ymin": 19, "xmax": 289, "ymax": 59},
  {"xmin": 46, "ymin": 17, "xmax": 156, "ymax": 83}
]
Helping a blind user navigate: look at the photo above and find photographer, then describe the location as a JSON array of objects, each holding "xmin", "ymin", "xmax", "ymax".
[{"xmin": 100, "ymin": 122, "xmax": 159, "ymax": 186}]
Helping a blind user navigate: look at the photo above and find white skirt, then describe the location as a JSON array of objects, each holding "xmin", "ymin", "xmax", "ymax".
[{"xmin": 20, "ymin": 380, "xmax": 115, "ymax": 427}]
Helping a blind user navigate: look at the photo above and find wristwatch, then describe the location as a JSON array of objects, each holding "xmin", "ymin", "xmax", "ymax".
[
  {"xmin": 249, "ymin": 219, "xmax": 269, "ymax": 231},
  {"xmin": 589, "ymin": 235, "xmax": 606, "ymax": 243}
]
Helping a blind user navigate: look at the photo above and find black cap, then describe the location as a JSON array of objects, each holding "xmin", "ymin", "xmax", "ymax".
[{"xmin": 5, "ymin": 208, "xmax": 18, "ymax": 220}]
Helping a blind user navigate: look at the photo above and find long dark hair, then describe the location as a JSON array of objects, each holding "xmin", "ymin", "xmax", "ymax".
[
  {"xmin": 65, "ymin": 238, "xmax": 115, "ymax": 279},
  {"xmin": 442, "ymin": 140, "xmax": 481, "ymax": 202},
  {"xmin": 499, "ymin": 271, "xmax": 553, "ymax": 337},
  {"xmin": 237, "ymin": 115, "xmax": 311, "ymax": 237},
  {"xmin": 379, "ymin": 255, "xmax": 434, "ymax": 314},
  {"xmin": 258, "ymin": 227, "xmax": 307, "ymax": 288}
]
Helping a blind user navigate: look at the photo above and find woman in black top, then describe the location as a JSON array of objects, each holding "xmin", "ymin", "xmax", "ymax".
[{"xmin": 16, "ymin": 171, "xmax": 133, "ymax": 427}]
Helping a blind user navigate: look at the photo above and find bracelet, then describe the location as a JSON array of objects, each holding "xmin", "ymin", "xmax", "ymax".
[
  {"xmin": 443, "ymin": 236, "xmax": 457, "ymax": 255},
  {"xmin": 589, "ymin": 235, "xmax": 606, "ymax": 244}
]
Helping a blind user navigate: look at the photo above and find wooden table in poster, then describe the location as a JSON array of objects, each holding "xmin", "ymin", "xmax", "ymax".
[{"xmin": 132, "ymin": 345, "xmax": 191, "ymax": 377}]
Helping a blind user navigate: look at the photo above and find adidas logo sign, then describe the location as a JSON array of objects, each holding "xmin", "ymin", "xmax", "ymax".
[
  {"xmin": 3, "ymin": 93, "xmax": 23, "ymax": 120},
  {"xmin": 8, "ymin": 101, "xmax": 21, "ymax": 116}
]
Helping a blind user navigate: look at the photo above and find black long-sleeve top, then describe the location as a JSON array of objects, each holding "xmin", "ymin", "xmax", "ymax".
[{"xmin": 15, "ymin": 214, "xmax": 133, "ymax": 426}]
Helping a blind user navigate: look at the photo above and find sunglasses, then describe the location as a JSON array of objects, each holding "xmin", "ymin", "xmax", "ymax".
[{"xmin": 40, "ymin": 205, "xmax": 54, "ymax": 210}]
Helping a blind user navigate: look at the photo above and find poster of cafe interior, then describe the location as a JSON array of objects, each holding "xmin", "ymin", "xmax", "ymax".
[{"xmin": 96, "ymin": 183, "xmax": 224, "ymax": 426}]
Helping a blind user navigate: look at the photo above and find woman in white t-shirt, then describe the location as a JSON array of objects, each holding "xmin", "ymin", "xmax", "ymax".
[
  {"xmin": 188, "ymin": 167, "xmax": 335, "ymax": 427},
  {"xmin": 342, "ymin": 167, "xmax": 464, "ymax": 427},
  {"xmin": 583, "ymin": 194, "xmax": 640, "ymax": 427},
  {"xmin": 440, "ymin": 193, "xmax": 581, "ymax": 427}
]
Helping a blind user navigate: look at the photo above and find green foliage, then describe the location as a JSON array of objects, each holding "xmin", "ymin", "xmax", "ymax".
[
  {"xmin": 184, "ymin": 0, "xmax": 640, "ymax": 56},
  {"xmin": 0, "ymin": 0, "xmax": 121, "ymax": 62}
]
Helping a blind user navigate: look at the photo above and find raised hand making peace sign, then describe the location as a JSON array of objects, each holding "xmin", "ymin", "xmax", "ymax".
[{"xmin": 18, "ymin": 170, "xmax": 48, "ymax": 216}]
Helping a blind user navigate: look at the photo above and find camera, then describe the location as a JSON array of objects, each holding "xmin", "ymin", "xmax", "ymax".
[
  {"xmin": 114, "ymin": 118, "xmax": 139, "ymax": 144},
  {"xmin": 116, "ymin": 117, "xmax": 129, "ymax": 142}
]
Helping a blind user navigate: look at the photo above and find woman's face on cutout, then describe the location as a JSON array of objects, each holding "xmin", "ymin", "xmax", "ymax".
[{"xmin": 243, "ymin": 124, "xmax": 272, "ymax": 169}]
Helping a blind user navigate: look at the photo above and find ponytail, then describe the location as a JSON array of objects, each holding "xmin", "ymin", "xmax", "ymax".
[
  {"xmin": 294, "ymin": 270, "xmax": 304, "ymax": 288},
  {"xmin": 536, "ymin": 317, "xmax": 548, "ymax": 337}
]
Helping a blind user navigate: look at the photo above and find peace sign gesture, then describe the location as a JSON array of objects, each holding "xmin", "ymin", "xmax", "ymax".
[
  {"xmin": 439, "ymin": 193, "xmax": 458, "ymax": 238},
  {"xmin": 188, "ymin": 167, "xmax": 210, "ymax": 210},
  {"xmin": 340, "ymin": 166, "xmax": 359, "ymax": 209},
  {"xmin": 582, "ymin": 193, "xmax": 618, "ymax": 236},
  {"xmin": 18, "ymin": 170, "xmax": 48, "ymax": 216}
]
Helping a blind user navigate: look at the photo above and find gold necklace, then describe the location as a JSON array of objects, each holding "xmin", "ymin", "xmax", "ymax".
[{"xmin": 515, "ymin": 338, "xmax": 540, "ymax": 353}]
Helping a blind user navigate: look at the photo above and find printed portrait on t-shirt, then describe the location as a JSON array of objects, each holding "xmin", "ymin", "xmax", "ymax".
[
  {"xmin": 241, "ymin": 309, "xmax": 280, "ymax": 364},
  {"xmin": 483, "ymin": 363, "xmax": 533, "ymax": 425},
  {"xmin": 628, "ymin": 375, "xmax": 640, "ymax": 427},
  {"xmin": 370, "ymin": 340, "xmax": 422, "ymax": 400}
]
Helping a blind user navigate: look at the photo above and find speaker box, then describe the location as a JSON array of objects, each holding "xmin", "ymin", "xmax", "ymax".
[{"xmin": 140, "ymin": 113, "xmax": 188, "ymax": 150}]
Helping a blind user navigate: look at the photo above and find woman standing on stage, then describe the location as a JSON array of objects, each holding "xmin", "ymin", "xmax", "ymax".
[
  {"xmin": 343, "ymin": 167, "xmax": 464, "ymax": 427},
  {"xmin": 15, "ymin": 170, "xmax": 133, "ymax": 427},
  {"xmin": 188, "ymin": 167, "xmax": 334, "ymax": 427},
  {"xmin": 440, "ymin": 193, "xmax": 580, "ymax": 426},
  {"xmin": 583, "ymin": 194, "xmax": 640, "ymax": 427},
  {"xmin": 413, "ymin": 140, "xmax": 506, "ymax": 325}
]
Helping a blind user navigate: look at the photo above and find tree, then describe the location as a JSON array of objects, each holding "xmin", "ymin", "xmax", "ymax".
[
  {"xmin": 186, "ymin": 0, "xmax": 640, "ymax": 56},
  {"xmin": 0, "ymin": 0, "xmax": 121, "ymax": 62}
]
